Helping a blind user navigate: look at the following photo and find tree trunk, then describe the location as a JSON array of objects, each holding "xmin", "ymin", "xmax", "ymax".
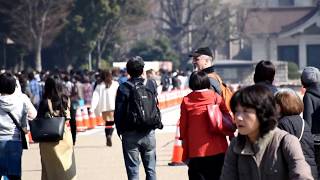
[
  {"xmin": 96, "ymin": 40, "xmax": 101, "ymax": 70},
  {"xmin": 35, "ymin": 39, "xmax": 42, "ymax": 72},
  {"xmin": 88, "ymin": 52, "xmax": 92, "ymax": 71},
  {"xmin": 19, "ymin": 54, "xmax": 24, "ymax": 72}
]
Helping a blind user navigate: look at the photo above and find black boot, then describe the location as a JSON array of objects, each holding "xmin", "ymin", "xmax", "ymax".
[
  {"xmin": 106, "ymin": 135, "xmax": 112, "ymax": 147},
  {"xmin": 105, "ymin": 127, "xmax": 114, "ymax": 147}
]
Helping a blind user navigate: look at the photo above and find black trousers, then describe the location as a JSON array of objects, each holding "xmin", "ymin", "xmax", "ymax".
[
  {"xmin": 314, "ymin": 144, "xmax": 320, "ymax": 177},
  {"xmin": 188, "ymin": 153, "xmax": 225, "ymax": 180},
  {"xmin": 69, "ymin": 103, "xmax": 77, "ymax": 145}
]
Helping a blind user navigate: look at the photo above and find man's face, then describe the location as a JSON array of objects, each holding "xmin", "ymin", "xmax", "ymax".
[{"xmin": 192, "ymin": 55, "xmax": 210, "ymax": 70}]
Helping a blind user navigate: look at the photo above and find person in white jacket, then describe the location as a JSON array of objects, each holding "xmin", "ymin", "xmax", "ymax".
[
  {"xmin": 91, "ymin": 70, "xmax": 119, "ymax": 146},
  {"xmin": 0, "ymin": 72, "xmax": 37, "ymax": 180},
  {"xmin": 15, "ymin": 78, "xmax": 37, "ymax": 122}
]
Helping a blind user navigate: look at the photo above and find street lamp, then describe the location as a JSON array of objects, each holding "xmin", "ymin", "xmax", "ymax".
[{"xmin": 2, "ymin": 37, "xmax": 14, "ymax": 69}]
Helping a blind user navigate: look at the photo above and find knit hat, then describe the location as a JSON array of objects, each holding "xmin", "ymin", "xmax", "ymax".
[{"xmin": 301, "ymin": 66, "xmax": 320, "ymax": 87}]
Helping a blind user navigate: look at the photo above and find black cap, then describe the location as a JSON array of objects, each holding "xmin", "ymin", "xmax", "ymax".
[{"xmin": 189, "ymin": 47, "xmax": 213, "ymax": 57}]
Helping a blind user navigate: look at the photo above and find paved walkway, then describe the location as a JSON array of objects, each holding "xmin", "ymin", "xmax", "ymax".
[{"xmin": 21, "ymin": 105, "xmax": 188, "ymax": 180}]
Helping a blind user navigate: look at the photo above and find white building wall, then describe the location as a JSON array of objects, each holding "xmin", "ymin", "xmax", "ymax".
[
  {"xmin": 295, "ymin": 0, "xmax": 314, "ymax": 6},
  {"xmin": 275, "ymin": 35, "xmax": 320, "ymax": 69},
  {"xmin": 269, "ymin": 38, "xmax": 278, "ymax": 60},
  {"xmin": 241, "ymin": 0, "xmax": 315, "ymax": 7},
  {"xmin": 252, "ymin": 38, "xmax": 268, "ymax": 61}
]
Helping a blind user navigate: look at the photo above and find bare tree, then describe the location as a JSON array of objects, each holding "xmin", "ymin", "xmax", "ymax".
[
  {"xmin": 0, "ymin": 0, "xmax": 73, "ymax": 71},
  {"xmin": 93, "ymin": 0, "xmax": 147, "ymax": 69},
  {"xmin": 95, "ymin": 17, "xmax": 121, "ymax": 68},
  {"xmin": 155, "ymin": 0, "xmax": 232, "ymax": 65}
]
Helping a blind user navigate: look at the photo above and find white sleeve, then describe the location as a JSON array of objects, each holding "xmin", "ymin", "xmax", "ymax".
[
  {"xmin": 22, "ymin": 94, "xmax": 37, "ymax": 120},
  {"xmin": 91, "ymin": 87, "xmax": 100, "ymax": 111}
]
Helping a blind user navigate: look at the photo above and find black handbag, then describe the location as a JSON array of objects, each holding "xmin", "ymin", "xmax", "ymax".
[
  {"xmin": 29, "ymin": 116, "xmax": 65, "ymax": 142},
  {"xmin": 29, "ymin": 98, "xmax": 65, "ymax": 142},
  {"xmin": 6, "ymin": 111, "xmax": 29, "ymax": 149}
]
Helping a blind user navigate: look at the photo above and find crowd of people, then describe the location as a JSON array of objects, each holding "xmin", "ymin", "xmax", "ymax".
[{"xmin": 0, "ymin": 46, "xmax": 320, "ymax": 180}]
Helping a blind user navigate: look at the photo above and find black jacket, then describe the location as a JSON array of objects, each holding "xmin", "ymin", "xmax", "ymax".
[
  {"xmin": 255, "ymin": 82, "xmax": 278, "ymax": 94},
  {"xmin": 278, "ymin": 115, "xmax": 318, "ymax": 179},
  {"xmin": 114, "ymin": 77, "xmax": 156, "ymax": 135},
  {"xmin": 202, "ymin": 66, "xmax": 221, "ymax": 95},
  {"xmin": 303, "ymin": 83, "xmax": 320, "ymax": 134}
]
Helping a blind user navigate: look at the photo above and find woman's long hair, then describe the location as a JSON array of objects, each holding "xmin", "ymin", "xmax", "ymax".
[
  {"xmin": 43, "ymin": 77, "xmax": 68, "ymax": 114},
  {"xmin": 100, "ymin": 70, "xmax": 113, "ymax": 88}
]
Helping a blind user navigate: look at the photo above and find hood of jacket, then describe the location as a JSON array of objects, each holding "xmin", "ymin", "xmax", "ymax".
[
  {"xmin": 0, "ymin": 94, "xmax": 21, "ymax": 112},
  {"xmin": 183, "ymin": 90, "xmax": 218, "ymax": 111},
  {"xmin": 306, "ymin": 84, "xmax": 320, "ymax": 98}
]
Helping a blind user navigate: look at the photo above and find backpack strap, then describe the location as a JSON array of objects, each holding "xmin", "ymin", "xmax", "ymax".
[
  {"xmin": 298, "ymin": 118, "xmax": 305, "ymax": 141},
  {"xmin": 125, "ymin": 80, "xmax": 153, "ymax": 92},
  {"xmin": 208, "ymin": 72, "xmax": 223, "ymax": 84},
  {"xmin": 125, "ymin": 80, "xmax": 135, "ymax": 88}
]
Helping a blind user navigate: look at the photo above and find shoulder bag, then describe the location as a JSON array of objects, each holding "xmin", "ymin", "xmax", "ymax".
[
  {"xmin": 298, "ymin": 118, "xmax": 305, "ymax": 141},
  {"xmin": 29, "ymin": 99, "xmax": 65, "ymax": 142},
  {"xmin": 207, "ymin": 104, "xmax": 236, "ymax": 136},
  {"xmin": 7, "ymin": 111, "xmax": 29, "ymax": 149}
]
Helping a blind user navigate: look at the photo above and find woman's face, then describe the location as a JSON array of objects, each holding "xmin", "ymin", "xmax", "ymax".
[{"xmin": 234, "ymin": 105, "xmax": 260, "ymax": 142}]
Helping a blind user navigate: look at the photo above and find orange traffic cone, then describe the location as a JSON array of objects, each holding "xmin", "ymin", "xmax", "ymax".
[
  {"xmin": 88, "ymin": 108, "xmax": 97, "ymax": 129},
  {"xmin": 76, "ymin": 108, "xmax": 86, "ymax": 132},
  {"xmin": 168, "ymin": 121, "xmax": 184, "ymax": 166},
  {"xmin": 28, "ymin": 132, "xmax": 34, "ymax": 144},
  {"xmin": 158, "ymin": 94, "xmax": 166, "ymax": 109},
  {"xmin": 96, "ymin": 114, "xmax": 104, "ymax": 126}
]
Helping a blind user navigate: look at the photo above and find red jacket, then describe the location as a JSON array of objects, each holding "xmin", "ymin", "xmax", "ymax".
[{"xmin": 179, "ymin": 89, "xmax": 229, "ymax": 161}]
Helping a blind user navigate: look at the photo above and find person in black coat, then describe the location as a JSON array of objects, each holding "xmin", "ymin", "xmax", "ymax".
[
  {"xmin": 275, "ymin": 88, "xmax": 318, "ymax": 179},
  {"xmin": 302, "ymin": 67, "xmax": 320, "ymax": 131},
  {"xmin": 301, "ymin": 66, "xmax": 320, "ymax": 175}
]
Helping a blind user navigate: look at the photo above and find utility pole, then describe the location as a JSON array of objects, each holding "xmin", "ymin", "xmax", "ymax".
[
  {"xmin": 3, "ymin": 38, "xmax": 6, "ymax": 69},
  {"xmin": 88, "ymin": 52, "xmax": 92, "ymax": 71},
  {"xmin": 187, "ymin": 0, "xmax": 192, "ymax": 52}
]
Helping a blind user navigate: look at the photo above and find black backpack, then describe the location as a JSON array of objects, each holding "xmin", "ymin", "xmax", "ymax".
[{"xmin": 125, "ymin": 80, "xmax": 163, "ymax": 131}]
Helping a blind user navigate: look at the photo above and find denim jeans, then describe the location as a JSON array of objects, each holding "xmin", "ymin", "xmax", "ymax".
[
  {"xmin": 122, "ymin": 130, "xmax": 156, "ymax": 180},
  {"xmin": 0, "ymin": 141, "xmax": 22, "ymax": 178}
]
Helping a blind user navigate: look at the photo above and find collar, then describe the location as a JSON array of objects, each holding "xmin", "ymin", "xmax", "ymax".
[
  {"xmin": 233, "ymin": 129, "xmax": 275, "ymax": 156},
  {"xmin": 202, "ymin": 66, "xmax": 215, "ymax": 74},
  {"xmin": 128, "ymin": 77, "xmax": 147, "ymax": 85},
  {"xmin": 194, "ymin": 89, "xmax": 210, "ymax": 92},
  {"xmin": 129, "ymin": 77, "xmax": 144, "ymax": 82}
]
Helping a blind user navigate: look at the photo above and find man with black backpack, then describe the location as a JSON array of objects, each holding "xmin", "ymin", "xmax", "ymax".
[{"xmin": 114, "ymin": 56, "xmax": 163, "ymax": 180}]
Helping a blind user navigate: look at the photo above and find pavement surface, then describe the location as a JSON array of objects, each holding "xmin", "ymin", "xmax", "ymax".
[{"xmin": 21, "ymin": 105, "xmax": 188, "ymax": 180}]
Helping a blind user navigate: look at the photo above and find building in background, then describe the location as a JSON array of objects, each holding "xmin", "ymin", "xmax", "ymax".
[
  {"xmin": 242, "ymin": 0, "xmax": 315, "ymax": 7},
  {"xmin": 242, "ymin": 0, "xmax": 320, "ymax": 69}
]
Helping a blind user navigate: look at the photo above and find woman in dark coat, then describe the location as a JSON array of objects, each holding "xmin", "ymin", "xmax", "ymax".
[
  {"xmin": 301, "ymin": 66, "xmax": 320, "ymax": 173},
  {"xmin": 275, "ymin": 88, "xmax": 318, "ymax": 179},
  {"xmin": 37, "ymin": 77, "xmax": 77, "ymax": 180},
  {"xmin": 220, "ymin": 84, "xmax": 313, "ymax": 180}
]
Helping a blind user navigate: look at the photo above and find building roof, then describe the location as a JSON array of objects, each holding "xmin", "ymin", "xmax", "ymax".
[{"xmin": 244, "ymin": 6, "xmax": 316, "ymax": 36}]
